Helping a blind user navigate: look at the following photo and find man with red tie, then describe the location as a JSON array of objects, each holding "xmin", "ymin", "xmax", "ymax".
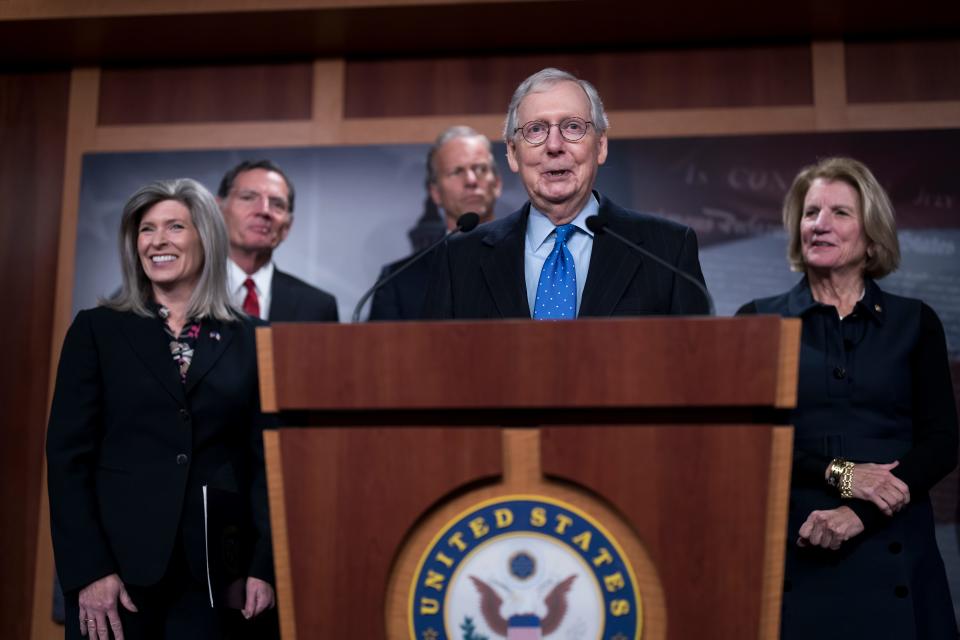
[{"xmin": 217, "ymin": 160, "xmax": 339, "ymax": 322}]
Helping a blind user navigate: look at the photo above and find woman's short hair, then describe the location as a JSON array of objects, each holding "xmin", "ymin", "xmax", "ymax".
[
  {"xmin": 503, "ymin": 67, "xmax": 609, "ymax": 143},
  {"xmin": 782, "ymin": 156, "xmax": 900, "ymax": 279},
  {"xmin": 103, "ymin": 178, "xmax": 238, "ymax": 321}
]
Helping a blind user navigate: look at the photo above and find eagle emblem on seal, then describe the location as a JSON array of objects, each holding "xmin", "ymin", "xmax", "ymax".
[{"xmin": 468, "ymin": 548, "xmax": 577, "ymax": 639}]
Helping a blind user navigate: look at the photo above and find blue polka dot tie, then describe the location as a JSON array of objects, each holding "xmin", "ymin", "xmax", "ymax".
[{"xmin": 533, "ymin": 224, "xmax": 577, "ymax": 320}]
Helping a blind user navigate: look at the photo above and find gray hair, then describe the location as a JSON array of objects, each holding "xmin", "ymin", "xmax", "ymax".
[
  {"xmin": 783, "ymin": 156, "xmax": 901, "ymax": 279},
  {"xmin": 103, "ymin": 178, "xmax": 239, "ymax": 321},
  {"xmin": 503, "ymin": 68, "xmax": 609, "ymax": 143},
  {"xmin": 426, "ymin": 125, "xmax": 498, "ymax": 185}
]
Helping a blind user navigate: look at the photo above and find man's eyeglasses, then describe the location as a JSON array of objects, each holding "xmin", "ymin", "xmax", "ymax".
[{"xmin": 514, "ymin": 117, "xmax": 593, "ymax": 145}]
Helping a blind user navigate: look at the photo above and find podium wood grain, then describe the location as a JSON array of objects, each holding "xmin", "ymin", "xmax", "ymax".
[{"xmin": 258, "ymin": 317, "xmax": 798, "ymax": 639}]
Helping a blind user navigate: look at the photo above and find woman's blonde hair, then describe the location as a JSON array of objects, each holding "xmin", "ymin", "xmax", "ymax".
[{"xmin": 782, "ymin": 156, "xmax": 900, "ymax": 279}]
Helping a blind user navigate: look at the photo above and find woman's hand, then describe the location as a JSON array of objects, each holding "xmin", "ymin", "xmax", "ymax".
[
  {"xmin": 852, "ymin": 461, "xmax": 910, "ymax": 516},
  {"xmin": 242, "ymin": 576, "xmax": 275, "ymax": 619},
  {"xmin": 78, "ymin": 573, "xmax": 138, "ymax": 639},
  {"xmin": 797, "ymin": 506, "xmax": 865, "ymax": 550}
]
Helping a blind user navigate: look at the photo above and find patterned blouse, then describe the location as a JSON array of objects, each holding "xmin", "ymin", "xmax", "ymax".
[{"xmin": 157, "ymin": 305, "xmax": 202, "ymax": 383}]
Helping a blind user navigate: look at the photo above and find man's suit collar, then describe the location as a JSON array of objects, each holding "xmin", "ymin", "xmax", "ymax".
[
  {"xmin": 227, "ymin": 258, "xmax": 273, "ymax": 292},
  {"xmin": 268, "ymin": 269, "xmax": 296, "ymax": 320},
  {"xmin": 477, "ymin": 205, "xmax": 532, "ymax": 318},
  {"xmin": 475, "ymin": 193, "xmax": 649, "ymax": 318},
  {"xmin": 579, "ymin": 193, "xmax": 644, "ymax": 316},
  {"xmin": 479, "ymin": 203, "xmax": 530, "ymax": 247}
]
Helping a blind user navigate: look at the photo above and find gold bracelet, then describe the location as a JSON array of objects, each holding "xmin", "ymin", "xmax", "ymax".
[
  {"xmin": 838, "ymin": 460, "xmax": 855, "ymax": 499},
  {"xmin": 827, "ymin": 458, "xmax": 846, "ymax": 488},
  {"xmin": 827, "ymin": 458, "xmax": 856, "ymax": 498}
]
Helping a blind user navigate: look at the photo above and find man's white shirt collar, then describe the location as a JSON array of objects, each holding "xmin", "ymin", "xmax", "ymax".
[
  {"xmin": 227, "ymin": 258, "xmax": 274, "ymax": 319},
  {"xmin": 527, "ymin": 194, "xmax": 598, "ymax": 252}
]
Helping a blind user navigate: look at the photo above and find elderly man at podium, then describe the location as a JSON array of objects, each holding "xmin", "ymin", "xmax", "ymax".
[{"xmin": 423, "ymin": 67, "xmax": 710, "ymax": 319}]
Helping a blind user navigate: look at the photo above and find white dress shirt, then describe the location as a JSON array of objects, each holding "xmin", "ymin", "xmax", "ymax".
[{"xmin": 227, "ymin": 258, "xmax": 275, "ymax": 320}]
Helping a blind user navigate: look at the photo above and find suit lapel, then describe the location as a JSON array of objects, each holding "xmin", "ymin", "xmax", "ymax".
[
  {"xmin": 479, "ymin": 208, "xmax": 531, "ymax": 318},
  {"xmin": 268, "ymin": 270, "xmax": 297, "ymax": 320},
  {"xmin": 119, "ymin": 312, "xmax": 186, "ymax": 405},
  {"xmin": 184, "ymin": 319, "xmax": 235, "ymax": 396},
  {"xmin": 579, "ymin": 197, "xmax": 641, "ymax": 317}
]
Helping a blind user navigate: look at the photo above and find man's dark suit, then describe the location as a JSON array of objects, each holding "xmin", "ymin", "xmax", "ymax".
[
  {"xmin": 368, "ymin": 254, "xmax": 436, "ymax": 321},
  {"xmin": 46, "ymin": 307, "xmax": 274, "ymax": 600},
  {"xmin": 423, "ymin": 194, "xmax": 709, "ymax": 318},
  {"xmin": 270, "ymin": 269, "xmax": 339, "ymax": 321}
]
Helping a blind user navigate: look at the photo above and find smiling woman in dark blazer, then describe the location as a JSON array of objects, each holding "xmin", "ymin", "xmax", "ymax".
[
  {"xmin": 47, "ymin": 179, "xmax": 276, "ymax": 639},
  {"xmin": 738, "ymin": 157, "xmax": 957, "ymax": 639}
]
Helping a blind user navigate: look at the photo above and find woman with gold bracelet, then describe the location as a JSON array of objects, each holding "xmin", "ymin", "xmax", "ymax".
[{"xmin": 738, "ymin": 157, "xmax": 957, "ymax": 639}]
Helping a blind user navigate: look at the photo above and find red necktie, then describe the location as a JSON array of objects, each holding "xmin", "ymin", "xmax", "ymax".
[{"xmin": 242, "ymin": 278, "xmax": 260, "ymax": 318}]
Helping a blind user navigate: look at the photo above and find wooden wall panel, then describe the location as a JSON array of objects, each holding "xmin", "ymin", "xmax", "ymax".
[
  {"xmin": 4, "ymin": 2, "xmax": 960, "ymax": 70},
  {"xmin": 344, "ymin": 46, "xmax": 813, "ymax": 118},
  {"xmin": 846, "ymin": 39, "xmax": 960, "ymax": 103},
  {"xmin": 98, "ymin": 62, "xmax": 313, "ymax": 125},
  {"xmin": 0, "ymin": 70, "xmax": 70, "ymax": 640}
]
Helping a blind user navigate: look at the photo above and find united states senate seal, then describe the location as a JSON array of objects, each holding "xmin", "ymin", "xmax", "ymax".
[{"xmin": 409, "ymin": 495, "xmax": 641, "ymax": 640}]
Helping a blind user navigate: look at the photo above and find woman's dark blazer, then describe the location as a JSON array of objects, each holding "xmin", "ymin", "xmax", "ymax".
[{"xmin": 47, "ymin": 306, "xmax": 274, "ymax": 595}]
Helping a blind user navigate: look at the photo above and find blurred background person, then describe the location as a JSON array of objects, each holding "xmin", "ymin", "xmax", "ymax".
[
  {"xmin": 369, "ymin": 126, "xmax": 501, "ymax": 320},
  {"xmin": 47, "ymin": 179, "xmax": 276, "ymax": 639},
  {"xmin": 738, "ymin": 157, "xmax": 958, "ymax": 639},
  {"xmin": 217, "ymin": 159, "xmax": 339, "ymax": 322}
]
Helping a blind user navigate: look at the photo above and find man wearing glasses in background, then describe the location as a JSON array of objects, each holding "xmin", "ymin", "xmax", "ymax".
[
  {"xmin": 424, "ymin": 67, "xmax": 710, "ymax": 320},
  {"xmin": 218, "ymin": 160, "xmax": 339, "ymax": 322},
  {"xmin": 370, "ymin": 126, "xmax": 502, "ymax": 320}
]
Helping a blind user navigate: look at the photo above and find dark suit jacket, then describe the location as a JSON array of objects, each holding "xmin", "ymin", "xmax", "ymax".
[
  {"xmin": 368, "ymin": 253, "xmax": 436, "ymax": 321},
  {"xmin": 269, "ymin": 269, "xmax": 339, "ymax": 322},
  {"xmin": 47, "ymin": 307, "xmax": 275, "ymax": 594},
  {"xmin": 423, "ymin": 193, "xmax": 709, "ymax": 319}
]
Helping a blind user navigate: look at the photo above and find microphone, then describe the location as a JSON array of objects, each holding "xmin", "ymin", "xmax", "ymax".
[
  {"xmin": 351, "ymin": 212, "xmax": 481, "ymax": 322},
  {"xmin": 585, "ymin": 215, "xmax": 715, "ymax": 316}
]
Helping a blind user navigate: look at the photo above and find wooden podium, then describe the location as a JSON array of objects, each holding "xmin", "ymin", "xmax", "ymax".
[{"xmin": 256, "ymin": 316, "xmax": 799, "ymax": 640}]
